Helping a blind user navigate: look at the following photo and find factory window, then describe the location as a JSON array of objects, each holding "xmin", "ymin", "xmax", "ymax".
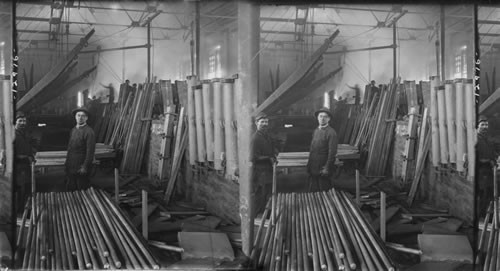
[
  {"xmin": 454, "ymin": 55, "xmax": 461, "ymax": 78},
  {"xmin": 454, "ymin": 45, "xmax": 468, "ymax": 79},
  {"xmin": 208, "ymin": 46, "xmax": 221, "ymax": 78}
]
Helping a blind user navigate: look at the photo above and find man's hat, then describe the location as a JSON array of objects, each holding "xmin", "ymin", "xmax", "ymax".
[
  {"xmin": 314, "ymin": 107, "xmax": 332, "ymax": 118},
  {"xmin": 255, "ymin": 113, "xmax": 269, "ymax": 122},
  {"xmin": 72, "ymin": 107, "xmax": 90, "ymax": 117},
  {"xmin": 478, "ymin": 115, "xmax": 488, "ymax": 124},
  {"xmin": 15, "ymin": 111, "xmax": 26, "ymax": 120}
]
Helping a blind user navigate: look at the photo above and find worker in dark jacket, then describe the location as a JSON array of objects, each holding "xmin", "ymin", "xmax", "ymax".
[
  {"xmin": 65, "ymin": 107, "xmax": 96, "ymax": 191},
  {"xmin": 251, "ymin": 113, "xmax": 278, "ymax": 214},
  {"xmin": 307, "ymin": 107, "xmax": 338, "ymax": 192},
  {"xmin": 14, "ymin": 112, "xmax": 37, "ymax": 212},
  {"xmin": 476, "ymin": 115, "xmax": 499, "ymax": 217}
]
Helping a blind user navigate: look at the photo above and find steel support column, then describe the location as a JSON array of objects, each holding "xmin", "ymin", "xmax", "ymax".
[
  {"xmin": 237, "ymin": 1, "xmax": 259, "ymax": 256},
  {"xmin": 147, "ymin": 23, "xmax": 151, "ymax": 82},
  {"xmin": 393, "ymin": 22, "xmax": 397, "ymax": 80}
]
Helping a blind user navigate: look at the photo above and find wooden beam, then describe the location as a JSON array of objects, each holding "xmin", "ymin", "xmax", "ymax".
[
  {"xmin": 479, "ymin": 87, "xmax": 500, "ymax": 115},
  {"xmin": 254, "ymin": 29, "xmax": 339, "ymax": 116},
  {"xmin": 16, "ymin": 29, "xmax": 95, "ymax": 111}
]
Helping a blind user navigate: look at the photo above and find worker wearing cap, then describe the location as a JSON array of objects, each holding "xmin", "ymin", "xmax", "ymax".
[
  {"xmin": 307, "ymin": 107, "xmax": 338, "ymax": 192},
  {"xmin": 14, "ymin": 112, "xmax": 37, "ymax": 212},
  {"xmin": 65, "ymin": 107, "xmax": 96, "ymax": 191},
  {"xmin": 476, "ymin": 115, "xmax": 499, "ymax": 217},
  {"xmin": 251, "ymin": 113, "xmax": 278, "ymax": 214}
]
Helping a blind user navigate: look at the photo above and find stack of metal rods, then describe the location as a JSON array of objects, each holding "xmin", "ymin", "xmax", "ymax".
[
  {"xmin": 251, "ymin": 188, "xmax": 394, "ymax": 271},
  {"xmin": 479, "ymin": 167, "xmax": 499, "ymax": 271},
  {"xmin": 15, "ymin": 188, "xmax": 159, "ymax": 270}
]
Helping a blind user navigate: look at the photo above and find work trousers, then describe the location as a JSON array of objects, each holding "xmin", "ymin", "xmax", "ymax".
[
  {"xmin": 477, "ymin": 164, "xmax": 497, "ymax": 218},
  {"xmin": 66, "ymin": 173, "xmax": 91, "ymax": 191},
  {"xmin": 309, "ymin": 174, "xmax": 332, "ymax": 192},
  {"xmin": 253, "ymin": 166, "xmax": 273, "ymax": 215},
  {"xmin": 14, "ymin": 162, "xmax": 31, "ymax": 214}
]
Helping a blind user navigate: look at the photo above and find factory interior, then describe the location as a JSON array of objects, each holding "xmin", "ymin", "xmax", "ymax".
[{"xmin": 0, "ymin": 1, "xmax": 500, "ymax": 271}]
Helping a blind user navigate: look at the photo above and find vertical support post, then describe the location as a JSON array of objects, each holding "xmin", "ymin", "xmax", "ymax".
[
  {"xmin": 237, "ymin": 1, "xmax": 260, "ymax": 256},
  {"xmin": 195, "ymin": 1, "xmax": 200, "ymax": 77},
  {"xmin": 271, "ymin": 164, "xmax": 277, "ymax": 225},
  {"xmin": 147, "ymin": 23, "xmax": 151, "ymax": 82},
  {"xmin": 122, "ymin": 40, "xmax": 126, "ymax": 82},
  {"xmin": 440, "ymin": 6, "xmax": 445, "ymax": 81},
  {"xmin": 355, "ymin": 169, "xmax": 360, "ymax": 205},
  {"xmin": 142, "ymin": 190, "xmax": 148, "ymax": 240},
  {"xmin": 393, "ymin": 23, "xmax": 397, "ymax": 80},
  {"xmin": 114, "ymin": 168, "xmax": 119, "ymax": 204},
  {"xmin": 380, "ymin": 192, "xmax": 386, "ymax": 242}
]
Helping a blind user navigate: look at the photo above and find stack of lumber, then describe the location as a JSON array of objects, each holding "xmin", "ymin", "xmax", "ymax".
[
  {"xmin": 35, "ymin": 144, "xmax": 115, "ymax": 167},
  {"xmin": 250, "ymin": 188, "xmax": 394, "ymax": 271},
  {"xmin": 364, "ymin": 78, "xmax": 400, "ymax": 176},
  {"xmin": 119, "ymin": 82, "xmax": 157, "ymax": 173},
  {"xmin": 15, "ymin": 188, "xmax": 159, "ymax": 270},
  {"xmin": 276, "ymin": 144, "xmax": 359, "ymax": 167}
]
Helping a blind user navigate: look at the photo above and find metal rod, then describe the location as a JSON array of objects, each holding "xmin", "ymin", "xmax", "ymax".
[
  {"xmin": 325, "ymin": 44, "xmax": 395, "ymax": 55},
  {"xmin": 250, "ymin": 199, "xmax": 271, "ymax": 261},
  {"xmin": 142, "ymin": 190, "xmax": 148, "ymax": 240},
  {"xmin": 80, "ymin": 44, "xmax": 149, "ymax": 54},
  {"xmin": 380, "ymin": 192, "xmax": 386, "ymax": 241},
  {"xmin": 147, "ymin": 23, "xmax": 151, "ymax": 82},
  {"xmin": 114, "ymin": 168, "xmax": 119, "ymax": 204},
  {"xmin": 356, "ymin": 170, "xmax": 360, "ymax": 205},
  {"xmin": 79, "ymin": 191, "xmax": 121, "ymax": 268},
  {"xmin": 393, "ymin": 22, "xmax": 397, "ymax": 80},
  {"xmin": 94, "ymin": 188, "xmax": 159, "ymax": 269}
]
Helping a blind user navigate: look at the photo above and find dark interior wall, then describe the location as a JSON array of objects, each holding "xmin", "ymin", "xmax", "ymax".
[
  {"xmin": 479, "ymin": 51, "xmax": 500, "ymax": 102},
  {"xmin": 421, "ymin": 166, "xmax": 474, "ymax": 224}
]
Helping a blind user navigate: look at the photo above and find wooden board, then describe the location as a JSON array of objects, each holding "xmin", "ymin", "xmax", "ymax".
[
  {"xmin": 17, "ymin": 29, "xmax": 95, "ymax": 111},
  {"xmin": 254, "ymin": 30, "xmax": 340, "ymax": 115}
]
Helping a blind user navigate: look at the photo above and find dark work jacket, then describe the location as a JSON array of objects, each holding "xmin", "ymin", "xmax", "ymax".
[
  {"xmin": 65, "ymin": 124, "xmax": 96, "ymax": 174},
  {"xmin": 251, "ymin": 129, "xmax": 276, "ymax": 170},
  {"xmin": 307, "ymin": 125, "xmax": 338, "ymax": 176},
  {"xmin": 477, "ymin": 132, "xmax": 497, "ymax": 164},
  {"xmin": 14, "ymin": 128, "xmax": 36, "ymax": 164}
]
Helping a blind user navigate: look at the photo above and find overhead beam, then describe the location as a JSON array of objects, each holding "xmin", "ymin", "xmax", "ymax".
[
  {"xmin": 16, "ymin": 16, "xmax": 184, "ymax": 31},
  {"xmin": 324, "ymin": 44, "xmax": 396, "ymax": 55},
  {"xmin": 17, "ymin": 2, "xmax": 186, "ymax": 15},
  {"xmin": 259, "ymin": 16, "xmax": 431, "ymax": 31},
  {"xmin": 478, "ymin": 20, "xmax": 500, "ymax": 25},
  {"xmin": 80, "ymin": 44, "xmax": 149, "ymax": 54},
  {"xmin": 479, "ymin": 32, "xmax": 500, "ymax": 37}
]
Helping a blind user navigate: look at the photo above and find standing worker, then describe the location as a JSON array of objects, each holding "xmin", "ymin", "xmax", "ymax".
[
  {"xmin": 65, "ymin": 107, "xmax": 96, "ymax": 191},
  {"xmin": 13, "ymin": 112, "xmax": 37, "ymax": 213},
  {"xmin": 307, "ymin": 107, "xmax": 338, "ymax": 192},
  {"xmin": 476, "ymin": 115, "xmax": 499, "ymax": 217},
  {"xmin": 250, "ymin": 113, "xmax": 278, "ymax": 214}
]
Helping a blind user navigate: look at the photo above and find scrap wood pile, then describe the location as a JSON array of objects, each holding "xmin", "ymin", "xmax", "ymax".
[
  {"xmin": 250, "ymin": 188, "xmax": 395, "ymax": 271},
  {"xmin": 15, "ymin": 188, "xmax": 159, "ymax": 270},
  {"xmin": 478, "ymin": 201, "xmax": 500, "ymax": 270}
]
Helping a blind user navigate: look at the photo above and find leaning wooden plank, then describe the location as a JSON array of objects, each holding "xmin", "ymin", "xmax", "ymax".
[
  {"xmin": 254, "ymin": 29, "xmax": 340, "ymax": 115},
  {"xmin": 401, "ymin": 107, "xmax": 419, "ymax": 187},
  {"xmin": 17, "ymin": 29, "xmax": 95, "ymax": 111},
  {"xmin": 158, "ymin": 105, "xmax": 176, "ymax": 180},
  {"xmin": 164, "ymin": 126, "xmax": 188, "ymax": 203},
  {"xmin": 479, "ymin": 87, "xmax": 500, "ymax": 116},
  {"xmin": 407, "ymin": 122, "xmax": 431, "ymax": 206}
]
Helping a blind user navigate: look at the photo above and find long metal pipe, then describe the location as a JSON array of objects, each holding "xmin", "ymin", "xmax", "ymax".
[
  {"xmin": 80, "ymin": 44, "xmax": 148, "ymax": 54},
  {"xmin": 147, "ymin": 23, "xmax": 151, "ymax": 82},
  {"xmin": 444, "ymin": 80, "xmax": 456, "ymax": 164},
  {"xmin": 194, "ymin": 84, "xmax": 207, "ymax": 162},
  {"xmin": 455, "ymin": 79, "xmax": 466, "ymax": 172},
  {"xmin": 222, "ymin": 79, "xmax": 238, "ymax": 177},
  {"xmin": 393, "ymin": 22, "xmax": 397, "ymax": 80},
  {"xmin": 440, "ymin": 6, "xmax": 446, "ymax": 80},
  {"xmin": 430, "ymin": 76, "xmax": 441, "ymax": 167},
  {"xmin": 324, "ymin": 44, "xmax": 396, "ymax": 55},
  {"xmin": 187, "ymin": 76, "xmax": 198, "ymax": 165},
  {"xmin": 195, "ymin": 1, "xmax": 200, "ymax": 77},
  {"xmin": 202, "ymin": 80, "xmax": 215, "ymax": 162},
  {"xmin": 212, "ymin": 79, "xmax": 225, "ymax": 170},
  {"xmin": 436, "ymin": 85, "xmax": 449, "ymax": 164}
]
